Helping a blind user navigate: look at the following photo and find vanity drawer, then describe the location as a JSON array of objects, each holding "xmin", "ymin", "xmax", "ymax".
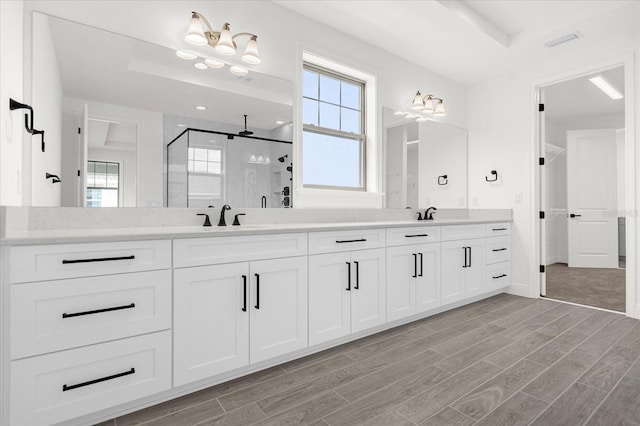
[
  {"xmin": 486, "ymin": 262, "xmax": 511, "ymax": 292},
  {"xmin": 10, "ymin": 331, "xmax": 171, "ymax": 426},
  {"xmin": 386, "ymin": 226, "xmax": 440, "ymax": 247},
  {"xmin": 485, "ymin": 236, "xmax": 511, "ymax": 265},
  {"xmin": 10, "ymin": 270, "xmax": 171, "ymax": 359},
  {"xmin": 10, "ymin": 240, "xmax": 171, "ymax": 283},
  {"xmin": 440, "ymin": 224, "xmax": 485, "ymax": 241},
  {"xmin": 308, "ymin": 228, "xmax": 385, "ymax": 254},
  {"xmin": 486, "ymin": 222, "xmax": 511, "ymax": 237},
  {"xmin": 173, "ymin": 233, "xmax": 307, "ymax": 267}
]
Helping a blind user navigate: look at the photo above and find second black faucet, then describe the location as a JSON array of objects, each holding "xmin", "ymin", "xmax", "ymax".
[{"xmin": 218, "ymin": 204, "xmax": 231, "ymax": 226}]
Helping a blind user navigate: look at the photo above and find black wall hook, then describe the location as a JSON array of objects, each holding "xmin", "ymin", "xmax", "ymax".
[
  {"xmin": 9, "ymin": 98, "xmax": 45, "ymax": 152},
  {"xmin": 33, "ymin": 129, "xmax": 45, "ymax": 152},
  {"xmin": 485, "ymin": 170, "xmax": 498, "ymax": 182},
  {"xmin": 45, "ymin": 173, "xmax": 61, "ymax": 183},
  {"xmin": 438, "ymin": 174, "xmax": 448, "ymax": 185}
]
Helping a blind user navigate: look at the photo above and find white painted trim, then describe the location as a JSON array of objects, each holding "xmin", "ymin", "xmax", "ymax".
[
  {"xmin": 543, "ymin": 297, "xmax": 626, "ymax": 316},
  {"xmin": 508, "ymin": 282, "xmax": 534, "ymax": 298},
  {"xmin": 531, "ymin": 54, "xmax": 637, "ymax": 319}
]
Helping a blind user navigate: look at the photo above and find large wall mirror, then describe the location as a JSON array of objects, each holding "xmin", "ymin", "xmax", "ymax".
[
  {"xmin": 383, "ymin": 107, "xmax": 468, "ymax": 209},
  {"xmin": 31, "ymin": 12, "xmax": 293, "ymax": 208}
]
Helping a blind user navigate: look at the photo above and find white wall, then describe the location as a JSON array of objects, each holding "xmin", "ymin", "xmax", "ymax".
[
  {"xmin": 30, "ymin": 12, "xmax": 63, "ymax": 206},
  {"xmin": 0, "ymin": 1, "xmax": 24, "ymax": 206}
]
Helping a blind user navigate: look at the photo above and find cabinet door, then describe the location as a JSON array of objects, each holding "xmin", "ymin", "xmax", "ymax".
[
  {"xmin": 250, "ymin": 256, "xmax": 308, "ymax": 363},
  {"xmin": 465, "ymin": 239, "xmax": 486, "ymax": 298},
  {"xmin": 351, "ymin": 248, "xmax": 386, "ymax": 333},
  {"xmin": 441, "ymin": 241, "xmax": 466, "ymax": 305},
  {"xmin": 385, "ymin": 245, "xmax": 417, "ymax": 322},
  {"xmin": 309, "ymin": 252, "xmax": 351, "ymax": 346},
  {"xmin": 415, "ymin": 242, "xmax": 441, "ymax": 313},
  {"xmin": 174, "ymin": 263, "xmax": 249, "ymax": 386}
]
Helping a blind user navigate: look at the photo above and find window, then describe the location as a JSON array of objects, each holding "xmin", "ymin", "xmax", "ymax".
[
  {"xmin": 87, "ymin": 161, "xmax": 119, "ymax": 207},
  {"xmin": 302, "ymin": 64, "xmax": 365, "ymax": 189},
  {"xmin": 187, "ymin": 146, "xmax": 223, "ymax": 202}
]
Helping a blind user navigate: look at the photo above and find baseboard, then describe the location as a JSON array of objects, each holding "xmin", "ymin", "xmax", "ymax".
[
  {"xmin": 507, "ymin": 281, "xmax": 535, "ymax": 298},
  {"xmin": 545, "ymin": 256, "xmax": 558, "ymax": 265}
]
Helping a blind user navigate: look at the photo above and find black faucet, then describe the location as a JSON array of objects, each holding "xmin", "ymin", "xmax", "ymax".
[
  {"xmin": 197, "ymin": 213, "xmax": 212, "ymax": 227},
  {"xmin": 218, "ymin": 204, "xmax": 231, "ymax": 226},
  {"xmin": 416, "ymin": 212, "xmax": 424, "ymax": 221},
  {"xmin": 425, "ymin": 207, "xmax": 437, "ymax": 220},
  {"xmin": 261, "ymin": 195, "xmax": 267, "ymax": 208},
  {"xmin": 233, "ymin": 213, "xmax": 246, "ymax": 226}
]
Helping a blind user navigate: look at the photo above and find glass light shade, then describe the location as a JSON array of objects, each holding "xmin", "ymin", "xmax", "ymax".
[
  {"xmin": 205, "ymin": 58, "xmax": 224, "ymax": 69},
  {"xmin": 416, "ymin": 117, "xmax": 428, "ymax": 122},
  {"xmin": 405, "ymin": 113, "xmax": 416, "ymax": 119},
  {"xmin": 185, "ymin": 14, "xmax": 207, "ymax": 46},
  {"xmin": 194, "ymin": 62, "xmax": 208, "ymax": 70},
  {"xmin": 411, "ymin": 91, "xmax": 424, "ymax": 110},
  {"xmin": 434, "ymin": 100, "xmax": 446, "ymax": 116},
  {"xmin": 423, "ymin": 96, "xmax": 435, "ymax": 113},
  {"xmin": 230, "ymin": 65, "xmax": 249, "ymax": 76},
  {"xmin": 176, "ymin": 50, "xmax": 198, "ymax": 60},
  {"xmin": 215, "ymin": 23, "xmax": 236, "ymax": 55},
  {"xmin": 393, "ymin": 111, "xmax": 407, "ymax": 116},
  {"xmin": 241, "ymin": 36, "xmax": 261, "ymax": 64}
]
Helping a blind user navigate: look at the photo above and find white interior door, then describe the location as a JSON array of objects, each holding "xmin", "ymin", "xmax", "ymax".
[{"xmin": 567, "ymin": 129, "xmax": 618, "ymax": 268}]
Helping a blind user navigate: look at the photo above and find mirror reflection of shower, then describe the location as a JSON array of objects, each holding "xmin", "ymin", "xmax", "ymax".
[{"xmin": 278, "ymin": 155, "xmax": 293, "ymax": 207}]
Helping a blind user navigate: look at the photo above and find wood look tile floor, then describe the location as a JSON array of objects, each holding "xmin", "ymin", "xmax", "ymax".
[{"xmin": 98, "ymin": 294, "xmax": 640, "ymax": 426}]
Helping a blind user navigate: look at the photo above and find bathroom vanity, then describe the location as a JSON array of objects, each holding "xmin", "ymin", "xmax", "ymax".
[{"xmin": 0, "ymin": 210, "xmax": 511, "ymax": 425}]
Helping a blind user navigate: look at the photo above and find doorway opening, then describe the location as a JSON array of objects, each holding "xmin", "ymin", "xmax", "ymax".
[{"xmin": 538, "ymin": 65, "xmax": 627, "ymax": 313}]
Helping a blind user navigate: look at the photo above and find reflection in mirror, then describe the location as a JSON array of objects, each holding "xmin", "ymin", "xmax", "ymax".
[
  {"xmin": 33, "ymin": 12, "xmax": 293, "ymax": 208},
  {"xmin": 383, "ymin": 108, "xmax": 468, "ymax": 209}
]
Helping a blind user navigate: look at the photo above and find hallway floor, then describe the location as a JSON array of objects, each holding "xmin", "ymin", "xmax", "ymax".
[
  {"xmin": 97, "ymin": 294, "xmax": 640, "ymax": 426},
  {"xmin": 545, "ymin": 262, "xmax": 625, "ymax": 312}
]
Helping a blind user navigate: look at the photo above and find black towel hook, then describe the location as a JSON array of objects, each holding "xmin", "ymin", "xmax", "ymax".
[
  {"xmin": 438, "ymin": 174, "xmax": 448, "ymax": 185},
  {"xmin": 9, "ymin": 98, "xmax": 45, "ymax": 152},
  {"xmin": 45, "ymin": 173, "xmax": 61, "ymax": 183},
  {"xmin": 485, "ymin": 170, "xmax": 498, "ymax": 182}
]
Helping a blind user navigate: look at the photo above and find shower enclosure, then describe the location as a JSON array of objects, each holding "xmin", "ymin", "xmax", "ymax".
[{"xmin": 167, "ymin": 128, "xmax": 292, "ymax": 208}]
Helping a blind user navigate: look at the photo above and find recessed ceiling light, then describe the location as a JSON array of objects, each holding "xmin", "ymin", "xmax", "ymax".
[
  {"xmin": 205, "ymin": 58, "xmax": 224, "ymax": 69},
  {"xmin": 275, "ymin": 120, "xmax": 285, "ymax": 125},
  {"xmin": 176, "ymin": 50, "xmax": 198, "ymax": 60},
  {"xmin": 229, "ymin": 65, "xmax": 249, "ymax": 76},
  {"xmin": 194, "ymin": 62, "xmax": 208, "ymax": 70},
  {"xmin": 195, "ymin": 105, "xmax": 207, "ymax": 111},
  {"xmin": 177, "ymin": 124, "xmax": 186, "ymax": 127},
  {"xmin": 589, "ymin": 75, "xmax": 623, "ymax": 100},
  {"xmin": 544, "ymin": 31, "xmax": 582, "ymax": 48}
]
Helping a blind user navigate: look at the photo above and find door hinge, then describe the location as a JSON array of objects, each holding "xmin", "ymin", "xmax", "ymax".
[
  {"xmin": 540, "ymin": 265, "xmax": 546, "ymax": 273},
  {"xmin": 539, "ymin": 157, "xmax": 545, "ymax": 165},
  {"xmin": 77, "ymin": 127, "xmax": 81, "ymax": 134},
  {"xmin": 77, "ymin": 170, "xmax": 81, "ymax": 177},
  {"xmin": 538, "ymin": 103, "xmax": 545, "ymax": 112},
  {"xmin": 539, "ymin": 211, "xmax": 545, "ymax": 219}
]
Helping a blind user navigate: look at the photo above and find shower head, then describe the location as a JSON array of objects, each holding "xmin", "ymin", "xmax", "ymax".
[
  {"xmin": 278, "ymin": 155, "xmax": 288, "ymax": 163},
  {"xmin": 238, "ymin": 114, "xmax": 254, "ymax": 137}
]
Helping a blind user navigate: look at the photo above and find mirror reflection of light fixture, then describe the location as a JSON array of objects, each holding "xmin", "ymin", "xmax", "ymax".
[
  {"xmin": 410, "ymin": 90, "xmax": 446, "ymax": 117},
  {"xmin": 181, "ymin": 11, "xmax": 261, "ymax": 74}
]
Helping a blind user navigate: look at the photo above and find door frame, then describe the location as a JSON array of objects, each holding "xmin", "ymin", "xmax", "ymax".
[{"xmin": 531, "ymin": 54, "xmax": 636, "ymax": 318}]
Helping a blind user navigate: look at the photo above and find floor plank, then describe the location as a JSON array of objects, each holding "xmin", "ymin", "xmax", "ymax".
[
  {"xmin": 530, "ymin": 382, "xmax": 607, "ymax": 426},
  {"xmin": 419, "ymin": 406, "xmax": 475, "ymax": 426},
  {"xmin": 254, "ymin": 392, "xmax": 347, "ymax": 426},
  {"xmin": 586, "ymin": 376, "xmax": 640, "ymax": 425},
  {"xmin": 485, "ymin": 331, "xmax": 555, "ymax": 368},
  {"xmin": 474, "ymin": 391, "xmax": 548, "ymax": 426}
]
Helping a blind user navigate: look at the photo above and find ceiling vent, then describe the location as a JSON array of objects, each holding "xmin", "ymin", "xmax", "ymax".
[{"xmin": 544, "ymin": 32, "xmax": 582, "ymax": 48}]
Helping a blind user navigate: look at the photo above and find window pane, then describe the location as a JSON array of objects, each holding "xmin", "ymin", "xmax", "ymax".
[
  {"xmin": 87, "ymin": 172, "xmax": 95, "ymax": 187},
  {"xmin": 194, "ymin": 160, "xmax": 207, "ymax": 173},
  {"xmin": 302, "ymin": 131, "xmax": 361, "ymax": 187},
  {"xmin": 88, "ymin": 162, "xmax": 95, "ymax": 173},
  {"xmin": 341, "ymin": 107, "xmax": 360, "ymax": 133},
  {"xmin": 208, "ymin": 149, "xmax": 221, "ymax": 162},
  {"xmin": 303, "ymin": 98, "xmax": 319, "ymax": 126},
  {"xmin": 100, "ymin": 189, "xmax": 118, "ymax": 207},
  {"xmin": 94, "ymin": 162, "xmax": 106, "ymax": 175},
  {"xmin": 319, "ymin": 102, "xmax": 340, "ymax": 130},
  {"xmin": 188, "ymin": 147, "xmax": 194, "ymax": 160},
  {"xmin": 341, "ymin": 81, "xmax": 361, "ymax": 110},
  {"xmin": 106, "ymin": 163, "xmax": 118, "ymax": 176},
  {"xmin": 303, "ymin": 69, "xmax": 319, "ymax": 99},
  {"xmin": 106, "ymin": 174, "xmax": 118, "ymax": 188},
  {"xmin": 194, "ymin": 148, "xmax": 207, "ymax": 161},
  {"xmin": 319, "ymin": 75, "xmax": 340, "ymax": 104},
  {"xmin": 208, "ymin": 162, "xmax": 221, "ymax": 174},
  {"xmin": 94, "ymin": 172, "xmax": 107, "ymax": 187}
]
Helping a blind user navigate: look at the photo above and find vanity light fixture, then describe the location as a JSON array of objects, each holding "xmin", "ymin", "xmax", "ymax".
[
  {"xmin": 205, "ymin": 58, "xmax": 224, "ymax": 69},
  {"xmin": 184, "ymin": 11, "xmax": 261, "ymax": 64},
  {"xmin": 176, "ymin": 50, "xmax": 198, "ymax": 60},
  {"xmin": 229, "ymin": 65, "xmax": 249, "ymax": 76},
  {"xmin": 412, "ymin": 91, "xmax": 446, "ymax": 117}
]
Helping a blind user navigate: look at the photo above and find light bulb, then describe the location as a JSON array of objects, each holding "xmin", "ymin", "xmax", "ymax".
[
  {"xmin": 176, "ymin": 50, "xmax": 198, "ymax": 60},
  {"xmin": 205, "ymin": 58, "xmax": 224, "ymax": 69},
  {"xmin": 241, "ymin": 35, "xmax": 261, "ymax": 64},
  {"xmin": 230, "ymin": 65, "xmax": 249, "ymax": 76},
  {"xmin": 185, "ymin": 13, "xmax": 207, "ymax": 46},
  {"xmin": 215, "ymin": 23, "xmax": 236, "ymax": 56},
  {"xmin": 423, "ymin": 96, "xmax": 435, "ymax": 113}
]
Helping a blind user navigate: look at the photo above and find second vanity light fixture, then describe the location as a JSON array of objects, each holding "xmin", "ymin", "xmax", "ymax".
[{"xmin": 177, "ymin": 11, "xmax": 261, "ymax": 77}]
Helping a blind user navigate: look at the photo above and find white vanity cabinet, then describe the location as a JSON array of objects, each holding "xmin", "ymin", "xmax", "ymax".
[
  {"xmin": 308, "ymin": 230, "xmax": 386, "ymax": 346},
  {"xmin": 173, "ymin": 234, "xmax": 308, "ymax": 386},
  {"xmin": 386, "ymin": 227, "xmax": 441, "ymax": 321},
  {"xmin": 440, "ymin": 225, "xmax": 487, "ymax": 304},
  {"xmin": 485, "ymin": 222, "xmax": 512, "ymax": 291}
]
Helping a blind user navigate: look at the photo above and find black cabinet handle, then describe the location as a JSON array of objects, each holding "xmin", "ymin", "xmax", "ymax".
[
  {"xmin": 62, "ymin": 255, "xmax": 135, "ymax": 264},
  {"xmin": 405, "ymin": 234, "xmax": 429, "ymax": 238},
  {"xmin": 346, "ymin": 262, "xmax": 351, "ymax": 291},
  {"xmin": 242, "ymin": 275, "xmax": 247, "ymax": 312},
  {"xmin": 492, "ymin": 248, "xmax": 507, "ymax": 252},
  {"xmin": 492, "ymin": 228, "xmax": 507, "ymax": 231},
  {"xmin": 493, "ymin": 274, "xmax": 507, "ymax": 279},
  {"xmin": 468, "ymin": 247, "xmax": 472, "ymax": 268},
  {"xmin": 569, "ymin": 214, "xmax": 582, "ymax": 218},
  {"xmin": 354, "ymin": 261, "xmax": 360, "ymax": 290},
  {"xmin": 336, "ymin": 239, "xmax": 367, "ymax": 244},
  {"xmin": 62, "ymin": 368, "xmax": 135, "ymax": 392},
  {"xmin": 62, "ymin": 303, "xmax": 135, "ymax": 318},
  {"xmin": 254, "ymin": 274, "xmax": 260, "ymax": 309},
  {"xmin": 462, "ymin": 247, "xmax": 468, "ymax": 268},
  {"xmin": 412, "ymin": 253, "xmax": 417, "ymax": 277},
  {"xmin": 419, "ymin": 253, "xmax": 423, "ymax": 277}
]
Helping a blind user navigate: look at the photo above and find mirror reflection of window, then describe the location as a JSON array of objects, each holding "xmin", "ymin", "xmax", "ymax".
[
  {"xmin": 87, "ymin": 161, "xmax": 119, "ymax": 207},
  {"xmin": 187, "ymin": 146, "xmax": 224, "ymax": 203}
]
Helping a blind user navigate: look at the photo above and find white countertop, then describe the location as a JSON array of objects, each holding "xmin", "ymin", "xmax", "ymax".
[{"xmin": 1, "ymin": 218, "xmax": 510, "ymax": 246}]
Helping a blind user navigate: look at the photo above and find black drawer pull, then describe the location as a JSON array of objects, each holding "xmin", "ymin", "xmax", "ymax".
[
  {"xmin": 419, "ymin": 253, "xmax": 424, "ymax": 277},
  {"xmin": 492, "ymin": 228, "xmax": 507, "ymax": 231},
  {"xmin": 493, "ymin": 274, "xmax": 507, "ymax": 279},
  {"xmin": 492, "ymin": 248, "xmax": 507, "ymax": 252},
  {"xmin": 62, "ymin": 367, "xmax": 135, "ymax": 391},
  {"xmin": 62, "ymin": 255, "xmax": 135, "ymax": 264},
  {"xmin": 354, "ymin": 261, "xmax": 360, "ymax": 290},
  {"xmin": 346, "ymin": 262, "xmax": 351, "ymax": 291},
  {"xmin": 462, "ymin": 247, "xmax": 468, "ymax": 268},
  {"xmin": 255, "ymin": 274, "xmax": 260, "ymax": 309},
  {"xmin": 405, "ymin": 234, "xmax": 429, "ymax": 238},
  {"xmin": 412, "ymin": 253, "xmax": 417, "ymax": 278},
  {"xmin": 62, "ymin": 303, "xmax": 135, "ymax": 318},
  {"xmin": 336, "ymin": 239, "xmax": 367, "ymax": 244},
  {"xmin": 242, "ymin": 275, "xmax": 247, "ymax": 312}
]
